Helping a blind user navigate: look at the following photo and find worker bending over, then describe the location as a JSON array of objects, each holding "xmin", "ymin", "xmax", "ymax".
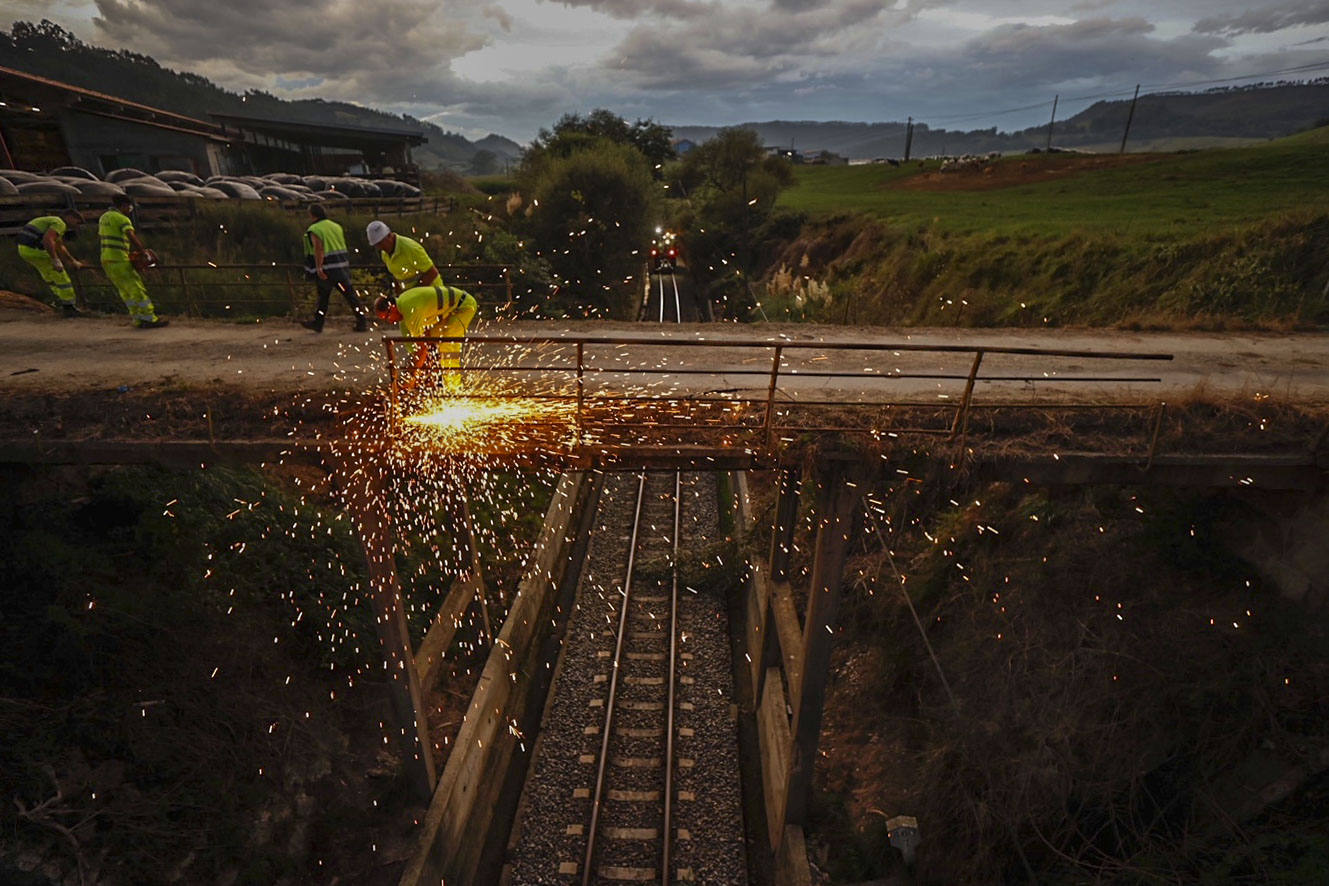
[
  {"xmin": 366, "ymin": 219, "xmax": 440, "ymax": 290},
  {"xmin": 375, "ymin": 283, "xmax": 478, "ymax": 385},
  {"xmin": 17, "ymin": 210, "xmax": 88, "ymax": 316},
  {"xmin": 99, "ymin": 194, "xmax": 167, "ymax": 329}
]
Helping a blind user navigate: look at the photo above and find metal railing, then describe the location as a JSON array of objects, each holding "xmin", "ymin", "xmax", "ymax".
[
  {"xmin": 383, "ymin": 333, "xmax": 1175, "ymax": 458},
  {"xmin": 68, "ymin": 261, "xmax": 514, "ymax": 317}
]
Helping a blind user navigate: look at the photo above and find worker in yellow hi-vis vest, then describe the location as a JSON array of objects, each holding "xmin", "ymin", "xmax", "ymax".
[
  {"xmin": 375, "ymin": 283, "xmax": 478, "ymax": 388},
  {"xmin": 99, "ymin": 194, "xmax": 167, "ymax": 329},
  {"xmin": 365, "ymin": 219, "xmax": 440, "ymax": 290},
  {"xmin": 16, "ymin": 210, "xmax": 88, "ymax": 316}
]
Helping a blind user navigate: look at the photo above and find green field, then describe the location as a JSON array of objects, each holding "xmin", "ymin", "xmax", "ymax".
[
  {"xmin": 780, "ymin": 127, "xmax": 1329, "ymax": 238},
  {"xmin": 765, "ymin": 129, "xmax": 1329, "ymax": 328}
]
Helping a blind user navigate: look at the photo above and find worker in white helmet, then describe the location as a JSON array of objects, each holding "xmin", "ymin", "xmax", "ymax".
[{"xmin": 365, "ymin": 219, "xmax": 440, "ymax": 291}]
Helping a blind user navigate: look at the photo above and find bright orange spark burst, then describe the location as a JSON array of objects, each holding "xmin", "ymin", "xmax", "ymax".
[{"xmin": 404, "ymin": 396, "xmax": 577, "ymax": 450}]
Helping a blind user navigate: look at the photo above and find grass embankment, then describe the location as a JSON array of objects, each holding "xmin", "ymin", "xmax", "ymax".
[
  {"xmin": 771, "ymin": 128, "xmax": 1329, "ymax": 328},
  {"xmin": 787, "ymin": 465, "xmax": 1329, "ymax": 884},
  {"xmin": 1, "ymin": 193, "xmax": 544, "ymax": 321},
  {"xmin": 0, "ymin": 463, "xmax": 552, "ymax": 884}
]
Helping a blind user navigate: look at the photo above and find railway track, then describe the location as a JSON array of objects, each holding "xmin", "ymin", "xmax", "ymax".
[{"xmin": 506, "ymin": 269, "xmax": 745, "ymax": 883}]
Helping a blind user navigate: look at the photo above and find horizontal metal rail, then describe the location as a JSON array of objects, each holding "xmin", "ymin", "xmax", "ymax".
[
  {"xmin": 394, "ymin": 333, "xmax": 1174, "ymax": 361},
  {"xmin": 383, "ymin": 332, "xmax": 1175, "ymax": 459}
]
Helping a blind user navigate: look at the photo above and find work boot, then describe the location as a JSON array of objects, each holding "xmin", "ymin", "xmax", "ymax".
[
  {"xmin": 61, "ymin": 303, "xmax": 81, "ymax": 317},
  {"xmin": 135, "ymin": 318, "xmax": 169, "ymax": 329},
  {"xmin": 301, "ymin": 319, "xmax": 324, "ymax": 333}
]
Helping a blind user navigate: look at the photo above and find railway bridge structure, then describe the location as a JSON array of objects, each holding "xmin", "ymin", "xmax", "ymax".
[{"xmin": 2, "ymin": 315, "xmax": 1326, "ymax": 884}]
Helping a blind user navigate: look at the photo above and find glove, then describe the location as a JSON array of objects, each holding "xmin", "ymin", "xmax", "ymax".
[{"xmin": 129, "ymin": 249, "xmax": 159, "ymax": 271}]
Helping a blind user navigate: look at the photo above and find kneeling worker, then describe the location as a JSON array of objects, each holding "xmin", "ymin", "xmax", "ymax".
[
  {"xmin": 17, "ymin": 210, "xmax": 88, "ymax": 316},
  {"xmin": 375, "ymin": 283, "xmax": 478, "ymax": 386},
  {"xmin": 99, "ymin": 194, "xmax": 167, "ymax": 329}
]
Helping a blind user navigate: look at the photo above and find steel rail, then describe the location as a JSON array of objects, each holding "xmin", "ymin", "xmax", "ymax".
[
  {"xmin": 582, "ymin": 269, "xmax": 686, "ymax": 884},
  {"xmin": 661, "ymin": 467, "xmax": 681, "ymax": 885},
  {"xmin": 581, "ymin": 470, "xmax": 648, "ymax": 886}
]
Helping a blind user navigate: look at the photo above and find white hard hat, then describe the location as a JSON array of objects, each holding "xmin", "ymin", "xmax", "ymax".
[{"xmin": 366, "ymin": 220, "xmax": 391, "ymax": 245}]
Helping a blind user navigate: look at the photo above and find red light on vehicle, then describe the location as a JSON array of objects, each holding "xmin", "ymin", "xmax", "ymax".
[{"xmin": 668, "ymin": 248, "xmax": 677, "ymax": 257}]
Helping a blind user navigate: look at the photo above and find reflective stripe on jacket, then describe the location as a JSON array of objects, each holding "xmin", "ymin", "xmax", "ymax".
[
  {"xmin": 98, "ymin": 209, "xmax": 134, "ymax": 260},
  {"xmin": 304, "ymin": 218, "xmax": 350, "ymax": 273},
  {"xmin": 17, "ymin": 216, "xmax": 66, "ymax": 249}
]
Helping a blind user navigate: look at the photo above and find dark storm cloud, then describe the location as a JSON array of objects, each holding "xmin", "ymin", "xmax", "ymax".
[
  {"xmin": 91, "ymin": 0, "xmax": 489, "ymax": 105},
  {"xmin": 547, "ymin": 0, "xmax": 714, "ymax": 21},
  {"xmin": 604, "ymin": 0, "xmax": 895, "ymax": 87},
  {"xmin": 1195, "ymin": 1, "xmax": 1329, "ymax": 36},
  {"xmin": 953, "ymin": 17, "xmax": 1227, "ymax": 89}
]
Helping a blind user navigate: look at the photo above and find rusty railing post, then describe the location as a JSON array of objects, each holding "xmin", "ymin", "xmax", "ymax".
[
  {"xmin": 575, "ymin": 341, "xmax": 585, "ymax": 450},
  {"xmin": 1145, "ymin": 401, "xmax": 1167, "ymax": 470},
  {"xmin": 284, "ymin": 268, "xmax": 298, "ymax": 318},
  {"xmin": 763, "ymin": 344, "xmax": 784, "ymax": 450},
  {"xmin": 386, "ymin": 338, "xmax": 401, "ymax": 421},
  {"xmin": 949, "ymin": 349, "xmax": 985, "ymax": 440},
  {"xmin": 178, "ymin": 266, "xmax": 196, "ymax": 316}
]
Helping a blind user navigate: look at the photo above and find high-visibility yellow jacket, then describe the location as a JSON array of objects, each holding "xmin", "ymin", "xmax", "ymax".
[
  {"xmin": 379, "ymin": 234, "xmax": 437, "ymax": 286},
  {"xmin": 99, "ymin": 209, "xmax": 134, "ymax": 262},
  {"xmin": 304, "ymin": 218, "xmax": 350, "ymax": 274},
  {"xmin": 397, "ymin": 284, "xmax": 474, "ymax": 337},
  {"xmin": 17, "ymin": 215, "xmax": 67, "ymax": 251}
]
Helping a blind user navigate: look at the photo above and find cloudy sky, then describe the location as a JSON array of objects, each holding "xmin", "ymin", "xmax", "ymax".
[{"xmin": 8, "ymin": 0, "xmax": 1329, "ymax": 141}]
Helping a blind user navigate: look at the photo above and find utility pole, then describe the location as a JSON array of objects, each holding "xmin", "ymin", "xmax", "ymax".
[
  {"xmin": 1045, "ymin": 95, "xmax": 1059, "ymax": 151},
  {"xmin": 1120, "ymin": 84, "xmax": 1140, "ymax": 154},
  {"xmin": 903, "ymin": 116, "xmax": 914, "ymax": 162}
]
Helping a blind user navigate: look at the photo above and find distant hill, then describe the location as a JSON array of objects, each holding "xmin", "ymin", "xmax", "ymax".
[
  {"xmin": 672, "ymin": 80, "xmax": 1329, "ymax": 159},
  {"xmin": 0, "ymin": 19, "xmax": 523, "ymax": 173}
]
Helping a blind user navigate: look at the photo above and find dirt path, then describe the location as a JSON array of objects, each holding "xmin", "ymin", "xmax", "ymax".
[{"xmin": 1, "ymin": 311, "xmax": 1326, "ymax": 405}]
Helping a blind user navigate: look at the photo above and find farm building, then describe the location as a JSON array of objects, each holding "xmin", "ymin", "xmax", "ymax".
[
  {"xmin": 0, "ymin": 67, "xmax": 430, "ymax": 182},
  {"xmin": 0, "ymin": 65, "xmax": 227, "ymax": 176},
  {"xmin": 212, "ymin": 114, "xmax": 428, "ymax": 182}
]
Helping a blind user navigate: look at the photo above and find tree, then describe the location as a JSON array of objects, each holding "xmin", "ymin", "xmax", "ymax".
[
  {"xmin": 672, "ymin": 128, "xmax": 794, "ymax": 315},
  {"xmin": 517, "ymin": 138, "xmax": 657, "ymax": 317},
  {"xmin": 527, "ymin": 109, "xmax": 676, "ymax": 177},
  {"xmin": 470, "ymin": 150, "xmax": 500, "ymax": 176}
]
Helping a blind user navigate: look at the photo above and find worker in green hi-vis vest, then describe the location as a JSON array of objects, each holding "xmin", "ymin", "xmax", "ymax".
[
  {"xmin": 299, "ymin": 204, "xmax": 369, "ymax": 333},
  {"xmin": 98, "ymin": 194, "xmax": 167, "ymax": 329},
  {"xmin": 16, "ymin": 209, "xmax": 88, "ymax": 316},
  {"xmin": 374, "ymin": 283, "xmax": 478, "ymax": 389}
]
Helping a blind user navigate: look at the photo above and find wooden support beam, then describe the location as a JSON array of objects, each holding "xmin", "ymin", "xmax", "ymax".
[
  {"xmin": 781, "ymin": 464, "xmax": 862, "ymax": 830},
  {"xmin": 753, "ymin": 468, "xmax": 801, "ymax": 698},
  {"xmin": 769, "ymin": 468, "xmax": 801, "ymax": 581},
  {"xmin": 400, "ymin": 472, "xmax": 591, "ymax": 886},
  {"xmin": 336, "ymin": 454, "xmax": 436, "ymax": 800},
  {"xmin": 415, "ymin": 575, "xmax": 482, "ymax": 692},
  {"xmin": 757, "ymin": 666, "xmax": 793, "ymax": 851},
  {"xmin": 460, "ymin": 487, "xmax": 494, "ymax": 643},
  {"xmin": 771, "ymin": 579, "xmax": 804, "ymax": 702}
]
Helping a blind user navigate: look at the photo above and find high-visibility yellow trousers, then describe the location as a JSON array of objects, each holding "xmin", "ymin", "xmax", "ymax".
[
  {"xmin": 101, "ymin": 259, "xmax": 158, "ymax": 323},
  {"xmin": 18, "ymin": 245, "xmax": 75, "ymax": 306},
  {"xmin": 424, "ymin": 295, "xmax": 478, "ymax": 370}
]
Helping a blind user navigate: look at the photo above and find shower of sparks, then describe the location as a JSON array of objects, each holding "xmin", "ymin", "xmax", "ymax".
[{"xmin": 405, "ymin": 396, "xmax": 578, "ymax": 451}]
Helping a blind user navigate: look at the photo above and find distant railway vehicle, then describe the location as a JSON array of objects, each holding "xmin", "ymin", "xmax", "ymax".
[{"xmin": 650, "ymin": 228, "xmax": 678, "ymax": 273}]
